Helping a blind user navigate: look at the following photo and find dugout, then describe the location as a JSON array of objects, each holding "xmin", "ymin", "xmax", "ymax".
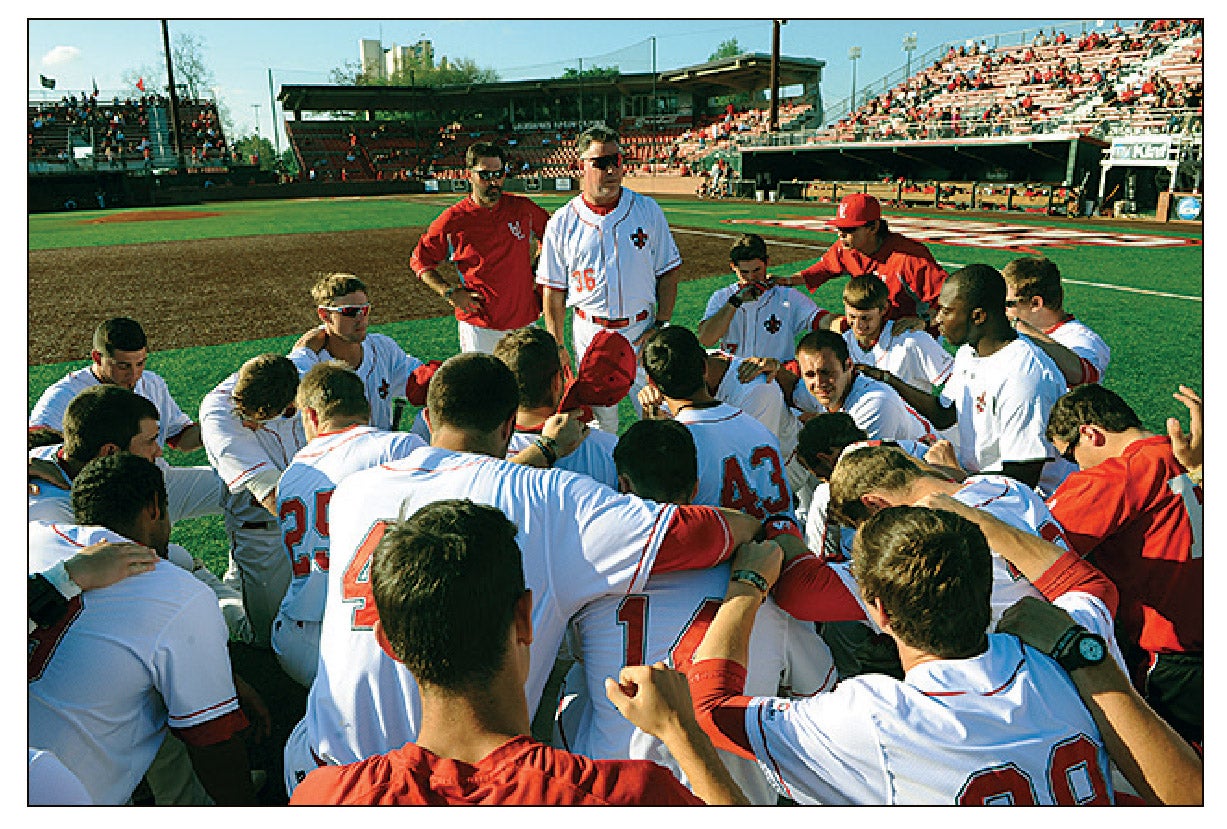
[{"xmin": 737, "ymin": 133, "xmax": 1106, "ymax": 204}]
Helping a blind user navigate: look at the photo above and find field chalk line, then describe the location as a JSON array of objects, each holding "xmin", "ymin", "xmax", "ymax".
[{"xmin": 671, "ymin": 227, "xmax": 1201, "ymax": 303}]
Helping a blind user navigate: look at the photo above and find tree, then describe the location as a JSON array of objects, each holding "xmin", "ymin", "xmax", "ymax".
[
  {"xmin": 172, "ymin": 33, "xmax": 216, "ymax": 101},
  {"xmin": 560, "ymin": 65, "xmax": 620, "ymax": 80},
  {"xmin": 709, "ymin": 38, "xmax": 742, "ymax": 62}
]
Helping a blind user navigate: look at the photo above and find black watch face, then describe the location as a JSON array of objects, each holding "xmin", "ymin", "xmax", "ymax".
[{"xmin": 1078, "ymin": 636, "xmax": 1106, "ymax": 663}]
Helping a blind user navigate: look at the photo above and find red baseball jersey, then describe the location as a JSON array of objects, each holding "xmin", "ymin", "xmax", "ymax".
[
  {"xmin": 797, "ymin": 231, "xmax": 949, "ymax": 321},
  {"xmin": 290, "ymin": 735, "xmax": 701, "ymax": 805},
  {"xmin": 410, "ymin": 193, "xmax": 550, "ymax": 331},
  {"xmin": 1046, "ymin": 435, "xmax": 1203, "ymax": 657}
]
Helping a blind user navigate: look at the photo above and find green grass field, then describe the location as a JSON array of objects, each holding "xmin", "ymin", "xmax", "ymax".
[{"xmin": 29, "ymin": 194, "xmax": 1204, "ymax": 576}]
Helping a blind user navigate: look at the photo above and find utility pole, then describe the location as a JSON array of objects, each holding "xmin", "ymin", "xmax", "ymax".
[
  {"xmin": 769, "ymin": 19, "xmax": 783, "ymax": 133},
  {"xmin": 161, "ymin": 19, "xmax": 183, "ymax": 169},
  {"xmin": 651, "ymin": 36, "xmax": 657, "ymax": 176},
  {"xmin": 267, "ymin": 68, "xmax": 280, "ymax": 156}
]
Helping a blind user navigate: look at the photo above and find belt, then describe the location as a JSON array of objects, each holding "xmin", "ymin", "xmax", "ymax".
[
  {"xmin": 241, "ymin": 520, "xmax": 273, "ymax": 530},
  {"xmin": 574, "ymin": 308, "xmax": 649, "ymax": 329}
]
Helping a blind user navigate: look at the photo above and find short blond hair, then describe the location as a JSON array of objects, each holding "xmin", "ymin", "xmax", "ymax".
[
  {"xmin": 311, "ymin": 273, "xmax": 368, "ymax": 306},
  {"xmin": 828, "ymin": 444, "xmax": 924, "ymax": 527},
  {"xmin": 296, "ymin": 360, "xmax": 370, "ymax": 423},
  {"xmin": 843, "ymin": 275, "xmax": 890, "ymax": 311},
  {"xmin": 232, "ymin": 354, "xmax": 299, "ymax": 422}
]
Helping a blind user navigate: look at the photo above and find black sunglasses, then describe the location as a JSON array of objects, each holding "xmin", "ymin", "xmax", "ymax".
[
  {"xmin": 583, "ymin": 152, "xmax": 623, "ymax": 171},
  {"xmin": 474, "ymin": 168, "xmax": 506, "ymax": 181},
  {"xmin": 1059, "ymin": 432, "xmax": 1080, "ymax": 463}
]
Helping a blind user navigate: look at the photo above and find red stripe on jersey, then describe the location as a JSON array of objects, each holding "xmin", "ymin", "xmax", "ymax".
[
  {"xmin": 922, "ymin": 657, "xmax": 1025, "ymax": 697},
  {"xmin": 1077, "ymin": 357, "xmax": 1099, "ymax": 385},
  {"xmin": 650, "ymin": 506, "xmax": 734, "ymax": 574},
  {"xmin": 627, "ymin": 506, "xmax": 674, "ymax": 592},
  {"xmin": 171, "ymin": 708, "xmax": 249, "ymax": 747},
  {"xmin": 955, "ymin": 479, "xmax": 1011, "ymax": 509},
  {"xmin": 50, "ymin": 525, "xmax": 89, "ymax": 548},
  {"xmin": 226, "ymin": 460, "xmax": 269, "ymax": 487},
  {"xmin": 169, "ymin": 693, "xmax": 241, "ymax": 722},
  {"xmin": 1033, "ymin": 550, "xmax": 1119, "ymax": 616}
]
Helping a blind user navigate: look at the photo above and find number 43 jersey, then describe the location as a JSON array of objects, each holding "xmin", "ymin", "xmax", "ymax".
[{"xmin": 675, "ymin": 402, "xmax": 795, "ymax": 521}]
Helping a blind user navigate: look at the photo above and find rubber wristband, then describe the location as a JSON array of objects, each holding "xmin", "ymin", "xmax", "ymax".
[
  {"xmin": 444, "ymin": 286, "xmax": 458, "ymax": 300},
  {"xmin": 728, "ymin": 293, "xmax": 744, "ymax": 309},
  {"xmin": 762, "ymin": 514, "xmax": 803, "ymax": 542},
  {"xmin": 730, "ymin": 568, "xmax": 770, "ymax": 598},
  {"xmin": 534, "ymin": 436, "xmax": 558, "ymax": 467}
]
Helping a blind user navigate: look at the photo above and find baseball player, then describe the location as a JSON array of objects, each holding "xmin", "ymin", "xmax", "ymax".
[
  {"xmin": 639, "ymin": 326, "xmax": 795, "ymax": 522},
  {"xmin": 536, "ymin": 125, "xmax": 683, "ymax": 433},
  {"xmin": 776, "ymin": 192, "xmax": 949, "ymax": 324},
  {"xmin": 556, "ymin": 419, "xmax": 836, "ymax": 805},
  {"xmin": 283, "ymin": 353, "xmax": 762, "ymax": 794},
  {"xmin": 29, "ymin": 316, "xmax": 225, "ymax": 523},
  {"xmin": 272, "ymin": 361, "xmax": 425, "ymax": 687},
  {"xmin": 697, "ymin": 233, "xmax": 839, "ymax": 361},
  {"xmin": 289, "ymin": 273, "xmax": 438, "ymax": 432},
  {"xmin": 842, "ymin": 275, "xmax": 953, "ymax": 392},
  {"xmin": 683, "ymin": 505, "xmax": 1117, "ymax": 804},
  {"xmin": 1003, "ymin": 256, "xmax": 1111, "ymax": 387},
  {"xmin": 859, "ymin": 264, "xmax": 1067, "ymax": 492},
  {"xmin": 410, "ymin": 142, "xmax": 551, "ymax": 354},
  {"xmin": 493, "ymin": 325, "xmax": 621, "ymax": 488},
  {"xmin": 28, "ymin": 453, "xmax": 255, "ymax": 806},
  {"xmin": 200, "ymin": 354, "xmax": 306, "ymax": 649}
]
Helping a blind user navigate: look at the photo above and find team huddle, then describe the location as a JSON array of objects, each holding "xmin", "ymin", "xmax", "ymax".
[{"xmin": 28, "ymin": 127, "xmax": 1202, "ymax": 806}]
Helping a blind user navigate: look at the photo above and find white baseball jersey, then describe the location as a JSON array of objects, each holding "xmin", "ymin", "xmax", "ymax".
[
  {"xmin": 702, "ymin": 284, "xmax": 821, "ymax": 361},
  {"xmin": 562, "ymin": 565, "xmax": 836, "ymax": 805},
  {"xmin": 29, "ymin": 365, "xmax": 195, "ymax": 448},
  {"xmin": 1043, "ymin": 315, "xmax": 1111, "ymax": 384},
  {"xmin": 28, "ymin": 748, "xmax": 93, "ymax": 805},
  {"xmin": 199, "ymin": 370, "xmax": 306, "ymax": 515},
  {"xmin": 275, "ymin": 425, "xmax": 425, "ymax": 625},
  {"xmin": 714, "ymin": 358, "xmax": 802, "ymax": 463},
  {"xmin": 507, "ymin": 427, "xmax": 620, "ymax": 490},
  {"xmin": 302, "ymin": 445, "xmax": 720, "ymax": 769},
  {"xmin": 675, "ymin": 402, "xmax": 794, "ymax": 521},
  {"xmin": 952, "ymin": 474, "xmax": 1058, "ymax": 624},
  {"xmin": 844, "ymin": 320, "xmax": 953, "ymax": 391},
  {"xmin": 940, "ymin": 338, "xmax": 1066, "ymax": 476},
  {"xmin": 27, "ymin": 444, "xmax": 73, "ymax": 524},
  {"xmin": 535, "ymin": 188, "xmax": 681, "ymax": 321},
  {"xmin": 28, "ymin": 523, "xmax": 245, "ymax": 806},
  {"xmin": 289, "ymin": 332, "xmax": 424, "ymax": 431},
  {"xmin": 734, "ymin": 631, "xmax": 1114, "ymax": 804},
  {"xmin": 795, "ymin": 372, "xmax": 937, "ymax": 443}
]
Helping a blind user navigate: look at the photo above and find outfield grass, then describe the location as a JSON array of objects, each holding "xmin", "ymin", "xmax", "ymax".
[{"xmin": 29, "ymin": 195, "xmax": 1203, "ymax": 575}]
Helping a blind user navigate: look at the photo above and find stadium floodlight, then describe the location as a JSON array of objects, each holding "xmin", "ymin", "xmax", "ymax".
[
  {"xmin": 903, "ymin": 33, "xmax": 918, "ymax": 79},
  {"xmin": 848, "ymin": 46, "xmax": 862, "ymax": 115}
]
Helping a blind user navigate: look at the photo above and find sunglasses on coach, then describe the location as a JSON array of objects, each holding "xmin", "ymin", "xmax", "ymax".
[
  {"xmin": 474, "ymin": 168, "xmax": 506, "ymax": 181},
  {"xmin": 583, "ymin": 153, "xmax": 624, "ymax": 171},
  {"xmin": 319, "ymin": 304, "xmax": 371, "ymax": 318}
]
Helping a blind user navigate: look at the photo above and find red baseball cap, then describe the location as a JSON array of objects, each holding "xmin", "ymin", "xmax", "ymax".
[
  {"xmin": 558, "ymin": 329, "xmax": 636, "ymax": 413},
  {"xmin": 826, "ymin": 193, "xmax": 882, "ymax": 229}
]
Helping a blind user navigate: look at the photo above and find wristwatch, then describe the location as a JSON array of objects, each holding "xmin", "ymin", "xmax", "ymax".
[
  {"xmin": 1050, "ymin": 623, "xmax": 1107, "ymax": 672},
  {"xmin": 727, "ymin": 293, "xmax": 744, "ymax": 309},
  {"xmin": 444, "ymin": 285, "xmax": 459, "ymax": 301}
]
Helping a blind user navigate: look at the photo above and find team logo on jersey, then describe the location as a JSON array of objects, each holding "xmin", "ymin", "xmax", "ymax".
[
  {"xmin": 764, "ymin": 314, "xmax": 783, "ymax": 334},
  {"xmin": 726, "ymin": 216, "xmax": 1200, "ymax": 251},
  {"xmin": 975, "ymin": 391, "xmax": 987, "ymax": 413},
  {"xmin": 631, "ymin": 227, "xmax": 649, "ymax": 249},
  {"xmin": 507, "ymin": 220, "xmax": 525, "ymax": 240},
  {"xmin": 378, "ymin": 379, "xmax": 390, "ymax": 399}
]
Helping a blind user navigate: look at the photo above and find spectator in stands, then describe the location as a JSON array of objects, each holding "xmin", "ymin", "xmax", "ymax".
[
  {"xmin": 777, "ymin": 193, "xmax": 950, "ymax": 326},
  {"xmin": 410, "ymin": 142, "xmax": 550, "ymax": 355}
]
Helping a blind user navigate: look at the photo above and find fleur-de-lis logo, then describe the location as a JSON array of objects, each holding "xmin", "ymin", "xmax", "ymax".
[
  {"xmin": 764, "ymin": 315, "xmax": 783, "ymax": 334},
  {"xmin": 508, "ymin": 221, "xmax": 525, "ymax": 240}
]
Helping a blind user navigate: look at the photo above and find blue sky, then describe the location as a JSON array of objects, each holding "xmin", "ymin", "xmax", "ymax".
[{"xmin": 28, "ymin": 13, "xmax": 1152, "ymax": 145}]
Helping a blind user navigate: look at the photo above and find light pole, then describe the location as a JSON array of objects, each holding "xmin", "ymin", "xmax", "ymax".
[
  {"xmin": 252, "ymin": 103, "xmax": 261, "ymax": 137},
  {"xmin": 848, "ymin": 45, "xmax": 861, "ymax": 114},
  {"xmin": 903, "ymin": 33, "xmax": 918, "ymax": 79}
]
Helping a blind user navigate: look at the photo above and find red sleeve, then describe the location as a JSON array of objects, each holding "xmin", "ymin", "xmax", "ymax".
[
  {"xmin": 170, "ymin": 708, "xmax": 249, "ymax": 747},
  {"xmin": 1032, "ymin": 549, "xmax": 1119, "ymax": 617},
  {"xmin": 1046, "ymin": 464, "xmax": 1131, "ymax": 558},
  {"xmin": 409, "ymin": 211, "xmax": 453, "ymax": 275},
  {"xmin": 404, "ymin": 360, "xmax": 442, "ymax": 407},
  {"xmin": 530, "ymin": 200, "xmax": 551, "ymax": 237},
  {"xmin": 685, "ymin": 659, "xmax": 757, "ymax": 760},
  {"xmin": 810, "ymin": 308, "xmax": 831, "ymax": 331},
  {"xmin": 650, "ymin": 506, "xmax": 736, "ymax": 574},
  {"xmin": 797, "ymin": 245, "xmax": 842, "ymax": 291},
  {"xmin": 915, "ymin": 257, "xmax": 950, "ymax": 309},
  {"xmin": 771, "ymin": 553, "xmax": 868, "ymax": 622}
]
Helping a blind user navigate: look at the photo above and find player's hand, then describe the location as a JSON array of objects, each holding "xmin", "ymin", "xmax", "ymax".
[
  {"xmin": 892, "ymin": 315, "xmax": 927, "ymax": 334},
  {"xmin": 730, "ymin": 540, "xmax": 784, "ymax": 591},
  {"xmin": 915, "ymin": 492, "xmax": 978, "ymax": 522},
  {"xmin": 736, "ymin": 356, "xmax": 780, "ymax": 384},
  {"xmin": 293, "ymin": 326, "xmax": 328, "ymax": 354},
  {"xmin": 996, "ymin": 595, "xmax": 1078, "ymax": 654},
  {"xmin": 604, "ymin": 662, "xmax": 697, "ymax": 740},
  {"xmin": 233, "ymin": 673, "xmax": 272, "ymax": 743},
  {"xmin": 28, "ymin": 456, "xmax": 68, "ymax": 496},
  {"xmin": 637, "ymin": 384, "xmax": 668, "ymax": 419},
  {"xmin": 448, "ymin": 288, "xmax": 484, "ymax": 314},
  {"xmin": 854, "ymin": 362, "xmax": 889, "ymax": 383},
  {"xmin": 1167, "ymin": 385, "xmax": 1202, "ymax": 473},
  {"xmin": 542, "ymin": 411, "xmax": 589, "ymax": 457},
  {"xmin": 924, "ymin": 439, "xmax": 960, "ymax": 470},
  {"xmin": 62, "ymin": 542, "xmax": 159, "ymax": 591}
]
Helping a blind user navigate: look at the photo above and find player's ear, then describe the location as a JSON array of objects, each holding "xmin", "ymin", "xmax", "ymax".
[
  {"xmin": 861, "ymin": 492, "xmax": 893, "ymax": 514},
  {"xmin": 373, "ymin": 620, "xmax": 404, "ymax": 665},
  {"xmin": 316, "ymin": 306, "xmax": 330, "ymax": 325},
  {"xmin": 96, "ymin": 442, "xmax": 121, "ymax": 458},
  {"xmin": 514, "ymin": 589, "xmax": 534, "ymax": 646},
  {"xmin": 616, "ymin": 473, "xmax": 633, "ymax": 494},
  {"xmin": 90, "ymin": 349, "xmax": 104, "ymax": 367}
]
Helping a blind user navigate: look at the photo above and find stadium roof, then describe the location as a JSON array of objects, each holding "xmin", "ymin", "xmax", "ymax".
[{"xmin": 278, "ymin": 52, "xmax": 825, "ymax": 115}]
